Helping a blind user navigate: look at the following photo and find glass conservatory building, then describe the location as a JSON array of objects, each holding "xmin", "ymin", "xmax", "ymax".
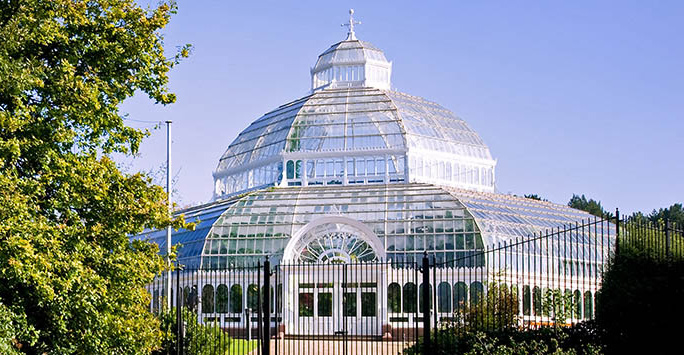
[{"xmin": 134, "ymin": 20, "xmax": 613, "ymax": 335}]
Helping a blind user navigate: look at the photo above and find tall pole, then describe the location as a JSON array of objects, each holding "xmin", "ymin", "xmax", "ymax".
[{"xmin": 166, "ymin": 120, "xmax": 173, "ymax": 310}]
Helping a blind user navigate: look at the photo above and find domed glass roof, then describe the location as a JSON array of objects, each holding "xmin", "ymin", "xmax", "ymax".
[
  {"xmin": 214, "ymin": 87, "xmax": 496, "ymax": 199},
  {"xmin": 211, "ymin": 16, "xmax": 497, "ymax": 201}
]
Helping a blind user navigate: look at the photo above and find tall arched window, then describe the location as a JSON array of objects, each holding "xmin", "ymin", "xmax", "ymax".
[
  {"xmin": 403, "ymin": 282, "xmax": 417, "ymax": 313},
  {"xmin": 295, "ymin": 160, "xmax": 302, "ymax": 179},
  {"xmin": 286, "ymin": 160, "xmax": 295, "ymax": 179},
  {"xmin": 438, "ymin": 282, "xmax": 451, "ymax": 313},
  {"xmin": 230, "ymin": 284, "xmax": 242, "ymax": 313},
  {"xmin": 248, "ymin": 284, "xmax": 259, "ymax": 310},
  {"xmin": 202, "ymin": 284, "xmax": 214, "ymax": 314},
  {"xmin": 533, "ymin": 286, "xmax": 542, "ymax": 316},
  {"xmin": 216, "ymin": 284, "xmax": 229, "ymax": 313},
  {"xmin": 419, "ymin": 283, "xmax": 433, "ymax": 313},
  {"xmin": 583, "ymin": 291, "xmax": 593, "ymax": 319},
  {"xmin": 470, "ymin": 281, "xmax": 484, "ymax": 306},
  {"xmin": 453, "ymin": 282, "xmax": 468, "ymax": 311},
  {"xmin": 542, "ymin": 288, "xmax": 551, "ymax": 317},
  {"xmin": 564, "ymin": 289, "xmax": 572, "ymax": 317},
  {"xmin": 573, "ymin": 290, "xmax": 582, "ymax": 319},
  {"xmin": 388, "ymin": 283, "xmax": 401, "ymax": 313}
]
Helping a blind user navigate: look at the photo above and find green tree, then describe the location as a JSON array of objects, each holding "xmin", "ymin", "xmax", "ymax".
[
  {"xmin": 567, "ymin": 194, "xmax": 612, "ymax": 219},
  {"xmin": 524, "ymin": 194, "xmax": 547, "ymax": 202},
  {"xmin": 0, "ymin": 0, "xmax": 189, "ymax": 353},
  {"xmin": 648, "ymin": 203, "xmax": 684, "ymax": 227}
]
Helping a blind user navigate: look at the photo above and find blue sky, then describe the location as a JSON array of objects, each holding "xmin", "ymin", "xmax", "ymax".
[{"xmin": 120, "ymin": 0, "xmax": 683, "ymax": 214}]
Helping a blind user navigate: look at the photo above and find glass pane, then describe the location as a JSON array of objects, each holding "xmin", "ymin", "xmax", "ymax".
[
  {"xmin": 403, "ymin": 283, "xmax": 417, "ymax": 313},
  {"xmin": 343, "ymin": 292, "xmax": 357, "ymax": 317},
  {"xmin": 216, "ymin": 284, "xmax": 229, "ymax": 313},
  {"xmin": 248, "ymin": 284, "xmax": 259, "ymax": 310},
  {"xmin": 388, "ymin": 283, "xmax": 401, "ymax": 313},
  {"xmin": 361, "ymin": 292, "xmax": 376, "ymax": 317},
  {"xmin": 202, "ymin": 285, "xmax": 214, "ymax": 314},
  {"xmin": 318, "ymin": 293, "xmax": 332, "ymax": 317},
  {"xmin": 299, "ymin": 293, "xmax": 314, "ymax": 317},
  {"xmin": 286, "ymin": 160, "xmax": 294, "ymax": 179},
  {"xmin": 230, "ymin": 285, "xmax": 242, "ymax": 313}
]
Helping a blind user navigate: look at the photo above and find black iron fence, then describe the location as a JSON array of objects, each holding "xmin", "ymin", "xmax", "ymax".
[
  {"xmin": 619, "ymin": 212, "xmax": 683, "ymax": 260},
  {"xmin": 148, "ymin": 214, "xmax": 683, "ymax": 354}
]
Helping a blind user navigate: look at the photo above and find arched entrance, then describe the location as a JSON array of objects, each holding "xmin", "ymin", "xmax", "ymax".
[{"xmin": 281, "ymin": 217, "xmax": 387, "ymax": 337}]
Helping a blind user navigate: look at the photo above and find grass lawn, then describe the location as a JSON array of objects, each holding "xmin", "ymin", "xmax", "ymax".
[{"xmin": 228, "ymin": 339, "xmax": 258, "ymax": 354}]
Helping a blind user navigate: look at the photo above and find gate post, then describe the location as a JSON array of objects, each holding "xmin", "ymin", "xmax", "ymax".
[
  {"xmin": 422, "ymin": 252, "xmax": 431, "ymax": 352},
  {"xmin": 262, "ymin": 257, "xmax": 271, "ymax": 355}
]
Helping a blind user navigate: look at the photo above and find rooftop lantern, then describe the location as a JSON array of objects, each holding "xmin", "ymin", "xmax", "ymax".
[{"xmin": 310, "ymin": 9, "xmax": 393, "ymax": 91}]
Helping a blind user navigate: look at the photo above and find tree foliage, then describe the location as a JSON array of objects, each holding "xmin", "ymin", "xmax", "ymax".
[
  {"xmin": 406, "ymin": 323, "xmax": 604, "ymax": 355},
  {"xmin": 646, "ymin": 203, "xmax": 684, "ymax": 227},
  {"xmin": 523, "ymin": 194, "xmax": 546, "ymax": 201},
  {"xmin": 155, "ymin": 308, "xmax": 236, "ymax": 355},
  {"xmin": 567, "ymin": 194, "xmax": 612, "ymax": 219},
  {"xmin": 596, "ymin": 241, "xmax": 684, "ymax": 354},
  {"xmin": 0, "ymin": 0, "xmax": 189, "ymax": 353}
]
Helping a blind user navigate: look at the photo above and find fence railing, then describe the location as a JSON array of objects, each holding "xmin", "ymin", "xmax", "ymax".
[{"xmin": 147, "ymin": 214, "xmax": 683, "ymax": 354}]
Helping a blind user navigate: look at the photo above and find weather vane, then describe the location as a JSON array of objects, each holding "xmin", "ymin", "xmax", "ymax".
[{"xmin": 342, "ymin": 9, "xmax": 361, "ymax": 40}]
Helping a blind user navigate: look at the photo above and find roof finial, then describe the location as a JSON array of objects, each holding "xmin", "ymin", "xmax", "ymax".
[{"xmin": 342, "ymin": 8, "xmax": 361, "ymax": 40}]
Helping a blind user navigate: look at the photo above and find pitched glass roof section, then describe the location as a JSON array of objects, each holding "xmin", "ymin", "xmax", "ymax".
[
  {"xmin": 130, "ymin": 198, "xmax": 239, "ymax": 269},
  {"xmin": 445, "ymin": 187, "xmax": 615, "ymax": 262}
]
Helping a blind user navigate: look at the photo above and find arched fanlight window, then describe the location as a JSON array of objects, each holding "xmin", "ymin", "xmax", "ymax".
[
  {"xmin": 388, "ymin": 283, "xmax": 401, "ymax": 313},
  {"xmin": 298, "ymin": 231, "xmax": 377, "ymax": 263}
]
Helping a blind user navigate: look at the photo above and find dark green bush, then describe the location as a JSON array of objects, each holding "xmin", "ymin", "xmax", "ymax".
[
  {"xmin": 404, "ymin": 322, "xmax": 604, "ymax": 355},
  {"xmin": 154, "ymin": 307, "xmax": 232, "ymax": 355},
  {"xmin": 596, "ymin": 244, "xmax": 684, "ymax": 355}
]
